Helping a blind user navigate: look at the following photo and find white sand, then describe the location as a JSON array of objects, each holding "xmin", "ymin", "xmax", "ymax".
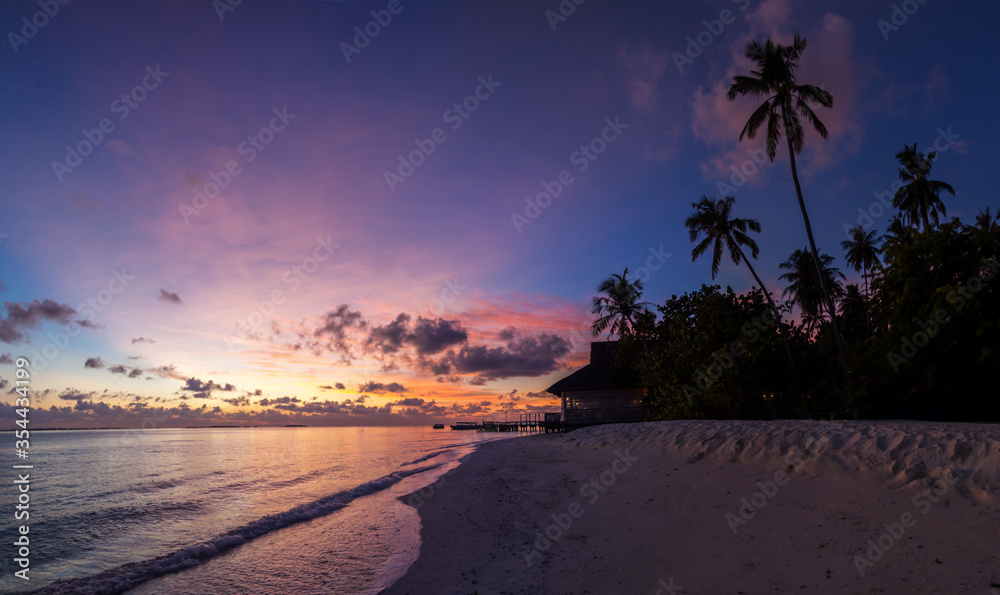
[{"xmin": 383, "ymin": 420, "xmax": 1000, "ymax": 594}]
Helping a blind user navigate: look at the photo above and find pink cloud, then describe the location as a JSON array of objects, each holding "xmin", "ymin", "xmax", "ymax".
[{"xmin": 690, "ymin": 2, "xmax": 864, "ymax": 182}]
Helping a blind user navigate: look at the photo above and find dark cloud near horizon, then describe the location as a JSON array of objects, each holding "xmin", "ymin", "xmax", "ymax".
[
  {"xmin": 0, "ymin": 353, "xmax": 13, "ymax": 364},
  {"xmin": 310, "ymin": 304, "xmax": 366, "ymax": 360},
  {"xmin": 109, "ymin": 365, "xmax": 128, "ymax": 375},
  {"xmin": 358, "ymin": 381, "xmax": 407, "ymax": 394},
  {"xmin": 335, "ymin": 382, "xmax": 345, "ymax": 390},
  {"xmin": 158, "ymin": 289, "xmax": 183, "ymax": 304},
  {"xmin": 181, "ymin": 377, "xmax": 236, "ymax": 399},
  {"xmin": 128, "ymin": 368, "xmax": 143, "ymax": 378},
  {"xmin": 131, "ymin": 337, "xmax": 156, "ymax": 344},
  {"xmin": 85, "ymin": 357, "xmax": 105, "ymax": 369}
]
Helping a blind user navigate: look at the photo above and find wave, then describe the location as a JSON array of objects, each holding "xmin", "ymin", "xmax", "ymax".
[{"xmin": 30, "ymin": 464, "xmax": 441, "ymax": 595}]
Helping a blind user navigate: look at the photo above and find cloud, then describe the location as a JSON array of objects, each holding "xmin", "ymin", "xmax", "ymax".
[
  {"xmin": 426, "ymin": 327, "xmax": 571, "ymax": 383},
  {"xmin": 152, "ymin": 365, "xmax": 186, "ymax": 380},
  {"xmin": 128, "ymin": 368, "xmax": 143, "ymax": 378},
  {"xmin": 335, "ymin": 382, "xmax": 345, "ymax": 390},
  {"xmin": 390, "ymin": 397, "xmax": 425, "ymax": 407},
  {"xmin": 365, "ymin": 313, "xmax": 411, "ymax": 354},
  {"xmin": 689, "ymin": 0, "xmax": 863, "ymax": 179},
  {"xmin": 59, "ymin": 390, "xmax": 93, "ymax": 401},
  {"xmin": 311, "ymin": 304, "xmax": 366, "ymax": 360},
  {"xmin": 0, "ymin": 353, "xmax": 12, "ymax": 364},
  {"xmin": 109, "ymin": 365, "xmax": 128, "ymax": 375},
  {"xmin": 131, "ymin": 337, "xmax": 156, "ymax": 344},
  {"xmin": 158, "ymin": 289, "xmax": 183, "ymax": 304},
  {"xmin": 364, "ymin": 314, "xmax": 468, "ymax": 357},
  {"xmin": 258, "ymin": 396, "xmax": 300, "ymax": 406},
  {"xmin": 222, "ymin": 395, "xmax": 251, "ymax": 407},
  {"xmin": 181, "ymin": 377, "xmax": 236, "ymax": 399},
  {"xmin": 358, "ymin": 381, "xmax": 407, "ymax": 394},
  {"xmin": 0, "ymin": 299, "xmax": 79, "ymax": 343},
  {"xmin": 0, "ymin": 378, "xmax": 7, "ymax": 391}
]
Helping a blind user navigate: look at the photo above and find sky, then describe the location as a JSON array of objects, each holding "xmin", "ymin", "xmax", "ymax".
[{"xmin": 1, "ymin": 0, "xmax": 997, "ymax": 428}]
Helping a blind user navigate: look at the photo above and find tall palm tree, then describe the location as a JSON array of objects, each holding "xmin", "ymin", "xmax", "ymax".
[
  {"xmin": 779, "ymin": 248, "xmax": 845, "ymax": 336},
  {"xmin": 976, "ymin": 208, "xmax": 998, "ymax": 233},
  {"xmin": 841, "ymin": 225, "xmax": 881, "ymax": 337},
  {"xmin": 591, "ymin": 268, "xmax": 651, "ymax": 349},
  {"xmin": 727, "ymin": 34, "xmax": 851, "ymax": 385},
  {"xmin": 893, "ymin": 143, "xmax": 955, "ymax": 229},
  {"xmin": 685, "ymin": 195, "xmax": 793, "ymax": 365}
]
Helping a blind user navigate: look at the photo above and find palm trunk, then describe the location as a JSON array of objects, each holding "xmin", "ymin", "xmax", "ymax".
[
  {"xmin": 735, "ymin": 244, "xmax": 794, "ymax": 366},
  {"xmin": 782, "ymin": 116, "xmax": 852, "ymax": 390},
  {"xmin": 863, "ymin": 263, "xmax": 870, "ymax": 338}
]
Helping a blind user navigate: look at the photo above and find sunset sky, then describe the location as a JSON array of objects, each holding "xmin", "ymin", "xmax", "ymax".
[{"xmin": 1, "ymin": 0, "xmax": 997, "ymax": 427}]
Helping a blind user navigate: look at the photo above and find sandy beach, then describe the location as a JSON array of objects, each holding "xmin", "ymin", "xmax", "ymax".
[{"xmin": 384, "ymin": 421, "xmax": 1000, "ymax": 594}]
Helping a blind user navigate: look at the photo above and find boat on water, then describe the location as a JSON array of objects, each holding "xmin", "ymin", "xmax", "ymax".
[
  {"xmin": 432, "ymin": 423, "xmax": 445, "ymax": 429},
  {"xmin": 450, "ymin": 421, "xmax": 480, "ymax": 430}
]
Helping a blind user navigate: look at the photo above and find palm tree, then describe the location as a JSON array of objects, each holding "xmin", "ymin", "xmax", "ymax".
[
  {"xmin": 779, "ymin": 248, "xmax": 845, "ymax": 335},
  {"xmin": 976, "ymin": 208, "xmax": 998, "ymax": 233},
  {"xmin": 840, "ymin": 225, "xmax": 881, "ymax": 337},
  {"xmin": 837, "ymin": 284, "xmax": 867, "ymax": 340},
  {"xmin": 727, "ymin": 34, "xmax": 851, "ymax": 385},
  {"xmin": 685, "ymin": 195, "xmax": 793, "ymax": 365},
  {"xmin": 591, "ymin": 268, "xmax": 651, "ymax": 349},
  {"xmin": 893, "ymin": 143, "xmax": 955, "ymax": 229}
]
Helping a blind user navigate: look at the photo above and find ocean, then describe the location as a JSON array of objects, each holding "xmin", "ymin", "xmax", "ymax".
[{"xmin": 1, "ymin": 426, "xmax": 516, "ymax": 594}]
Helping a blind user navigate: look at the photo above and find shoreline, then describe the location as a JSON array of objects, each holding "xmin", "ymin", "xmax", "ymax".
[{"xmin": 384, "ymin": 420, "xmax": 1000, "ymax": 594}]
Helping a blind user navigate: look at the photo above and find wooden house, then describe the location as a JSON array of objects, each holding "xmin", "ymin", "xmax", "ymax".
[{"xmin": 546, "ymin": 341, "xmax": 649, "ymax": 426}]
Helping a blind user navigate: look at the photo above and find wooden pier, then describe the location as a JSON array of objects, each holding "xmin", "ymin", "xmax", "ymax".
[{"xmin": 475, "ymin": 413, "xmax": 564, "ymax": 433}]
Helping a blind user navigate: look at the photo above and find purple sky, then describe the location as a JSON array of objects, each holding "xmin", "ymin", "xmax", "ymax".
[{"xmin": 1, "ymin": 0, "xmax": 996, "ymax": 427}]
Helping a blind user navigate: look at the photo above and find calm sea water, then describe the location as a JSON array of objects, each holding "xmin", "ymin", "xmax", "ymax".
[{"xmin": 0, "ymin": 426, "xmax": 517, "ymax": 594}]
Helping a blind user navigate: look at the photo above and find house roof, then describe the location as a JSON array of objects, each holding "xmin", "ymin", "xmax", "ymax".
[{"xmin": 546, "ymin": 341, "xmax": 643, "ymax": 394}]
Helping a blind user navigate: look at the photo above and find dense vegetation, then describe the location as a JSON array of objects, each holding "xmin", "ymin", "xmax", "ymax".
[{"xmin": 592, "ymin": 35, "xmax": 1000, "ymax": 422}]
